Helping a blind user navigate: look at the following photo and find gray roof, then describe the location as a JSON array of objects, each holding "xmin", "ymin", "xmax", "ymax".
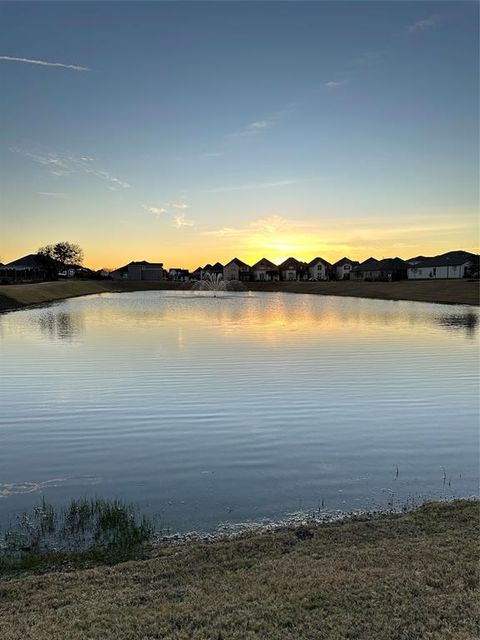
[
  {"xmin": 411, "ymin": 251, "xmax": 477, "ymax": 268},
  {"xmin": 353, "ymin": 257, "xmax": 408, "ymax": 272},
  {"xmin": 5, "ymin": 254, "xmax": 50, "ymax": 269}
]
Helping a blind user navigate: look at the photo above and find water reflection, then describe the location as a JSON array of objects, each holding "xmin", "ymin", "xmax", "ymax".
[
  {"xmin": 27, "ymin": 292, "xmax": 479, "ymax": 342},
  {"xmin": 37, "ymin": 310, "xmax": 85, "ymax": 341},
  {"xmin": 0, "ymin": 291, "xmax": 478, "ymax": 533},
  {"xmin": 435, "ymin": 312, "xmax": 478, "ymax": 338}
]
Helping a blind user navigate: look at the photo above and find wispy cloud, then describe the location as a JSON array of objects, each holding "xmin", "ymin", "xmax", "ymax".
[
  {"xmin": 38, "ymin": 191, "xmax": 67, "ymax": 198},
  {"xmin": 142, "ymin": 201, "xmax": 194, "ymax": 228},
  {"xmin": 227, "ymin": 102, "xmax": 299, "ymax": 139},
  {"xmin": 167, "ymin": 201, "xmax": 189, "ymax": 210},
  {"xmin": 204, "ymin": 177, "xmax": 317, "ymax": 194},
  {"xmin": 199, "ymin": 152, "xmax": 224, "ymax": 158},
  {"xmin": 11, "ymin": 148, "xmax": 131, "ymax": 189},
  {"xmin": 0, "ymin": 55, "xmax": 89, "ymax": 71},
  {"xmin": 325, "ymin": 79, "xmax": 348, "ymax": 89},
  {"xmin": 174, "ymin": 213, "xmax": 194, "ymax": 229},
  {"xmin": 203, "ymin": 215, "xmax": 313, "ymax": 238},
  {"xmin": 142, "ymin": 205, "xmax": 167, "ymax": 215},
  {"xmin": 407, "ymin": 15, "xmax": 439, "ymax": 34}
]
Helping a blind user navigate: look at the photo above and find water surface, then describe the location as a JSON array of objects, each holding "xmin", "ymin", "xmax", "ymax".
[{"xmin": 0, "ymin": 291, "xmax": 478, "ymax": 532}]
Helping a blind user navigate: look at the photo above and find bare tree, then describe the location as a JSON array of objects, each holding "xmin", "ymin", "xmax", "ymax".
[{"xmin": 38, "ymin": 241, "xmax": 84, "ymax": 266}]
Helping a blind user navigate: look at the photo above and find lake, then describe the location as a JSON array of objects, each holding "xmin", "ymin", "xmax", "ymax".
[{"xmin": 0, "ymin": 291, "xmax": 478, "ymax": 533}]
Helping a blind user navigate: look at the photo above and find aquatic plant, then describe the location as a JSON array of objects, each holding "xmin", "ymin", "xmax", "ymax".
[{"xmin": 0, "ymin": 497, "xmax": 154, "ymax": 572}]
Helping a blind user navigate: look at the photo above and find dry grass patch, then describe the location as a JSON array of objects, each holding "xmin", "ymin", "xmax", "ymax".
[{"xmin": 0, "ymin": 500, "xmax": 478, "ymax": 639}]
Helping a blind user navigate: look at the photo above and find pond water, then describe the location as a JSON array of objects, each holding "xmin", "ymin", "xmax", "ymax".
[{"xmin": 0, "ymin": 291, "xmax": 478, "ymax": 532}]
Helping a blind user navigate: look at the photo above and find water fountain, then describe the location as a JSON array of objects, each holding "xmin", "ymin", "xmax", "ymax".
[{"xmin": 191, "ymin": 272, "xmax": 246, "ymax": 296}]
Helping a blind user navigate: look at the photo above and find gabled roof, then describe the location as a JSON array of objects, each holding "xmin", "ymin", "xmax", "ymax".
[
  {"xmin": 211, "ymin": 262, "xmax": 224, "ymax": 270},
  {"xmin": 225, "ymin": 257, "xmax": 250, "ymax": 269},
  {"xmin": 251, "ymin": 258, "xmax": 278, "ymax": 270},
  {"xmin": 353, "ymin": 257, "xmax": 407, "ymax": 272},
  {"xmin": 333, "ymin": 256, "xmax": 359, "ymax": 267},
  {"xmin": 111, "ymin": 260, "xmax": 163, "ymax": 274},
  {"xmin": 307, "ymin": 256, "xmax": 331, "ymax": 268},
  {"xmin": 5, "ymin": 254, "xmax": 54, "ymax": 269},
  {"xmin": 412, "ymin": 251, "xmax": 477, "ymax": 268},
  {"xmin": 278, "ymin": 257, "xmax": 306, "ymax": 270},
  {"xmin": 353, "ymin": 257, "xmax": 380, "ymax": 271}
]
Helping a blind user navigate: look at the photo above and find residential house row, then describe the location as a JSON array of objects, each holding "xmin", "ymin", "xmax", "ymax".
[{"xmin": 1, "ymin": 250, "xmax": 478, "ymax": 284}]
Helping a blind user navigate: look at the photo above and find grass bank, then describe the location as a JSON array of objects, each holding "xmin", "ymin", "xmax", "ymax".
[
  {"xmin": 0, "ymin": 278, "xmax": 478, "ymax": 311},
  {"xmin": 0, "ymin": 500, "xmax": 478, "ymax": 639},
  {"xmin": 248, "ymin": 279, "xmax": 480, "ymax": 306}
]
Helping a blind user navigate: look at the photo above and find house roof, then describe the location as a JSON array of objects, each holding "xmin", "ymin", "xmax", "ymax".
[
  {"xmin": 211, "ymin": 262, "xmax": 224, "ymax": 270},
  {"xmin": 352, "ymin": 258, "xmax": 380, "ymax": 271},
  {"xmin": 251, "ymin": 258, "xmax": 278, "ymax": 270},
  {"xmin": 5, "ymin": 254, "xmax": 54, "ymax": 269},
  {"xmin": 111, "ymin": 260, "xmax": 163, "ymax": 274},
  {"xmin": 278, "ymin": 257, "xmax": 308, "ymax": 270},
  {"xmin": 354, "ymin": 257, "xmax": 408, "ymax": 272},
  {"xmin": 333, "ymin": 257, "xmax": 359, "ymax": 267},
  {"xmin": 225, "ymin": 257, "xmax": 250, "ymax": 269},
  {"xmin": 411, "ymin": 251, "xmax": 477, "ymax": 269},
  {"xmin": 307, "ymin": 256, "xmax": 331, "ymax": 268}
]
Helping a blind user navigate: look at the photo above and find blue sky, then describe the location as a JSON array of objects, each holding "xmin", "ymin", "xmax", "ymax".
[{"xmin": 1, "ymin": 1, "xmax": 478, "ymax": 269}]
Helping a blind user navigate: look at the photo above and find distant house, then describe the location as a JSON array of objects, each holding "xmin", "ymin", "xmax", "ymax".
[
  {"xmin": 58, "ymin": 264, "xmax": 95, "ymax": 279},
  {"xmin": 407, "ymin": 251, "xmax": 478, "ymax": 280},
  {"xmin": 332, "ymin": 257, "xmax": 359, "ymax": 280},
  {"xmin": 278, "ymin": 257, "xmax": 309, "ymax": 281},
  {"xmin": 350, "ymin": 257, "xmax": 380, "ymax": 281},
  {"xmin": 110, "ymin": 261, "xmax": 165, "ymax": 281},
  {"xmin": 168, "ymin": 268, "xmax": 190, "ymax": 281},
  {"xmin": 307, "ymin": 257, "xmax": 331, "ymax": 281},
  {"xmin": 223, "ymin": 258, "xmax": 251, "ymax": 281},
  {"xmin": 352, "ymin": 257, "xmax": 408, "ymax": 281},
  {"xmin": 251, "ymin": 258, "xmax": 279, "ymax": 281},
  {"xmin": 192, "ymin": 262, "xmax": 223, "ymax": 280},
  {"xmin": 1, "ymin": 253, "xmax": 59, "ymax": 282}
]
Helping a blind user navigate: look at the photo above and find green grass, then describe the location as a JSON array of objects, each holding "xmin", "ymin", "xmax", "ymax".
[{"xmin": 0, "ymin": 499, "xmax": 478, "ymax": 639}]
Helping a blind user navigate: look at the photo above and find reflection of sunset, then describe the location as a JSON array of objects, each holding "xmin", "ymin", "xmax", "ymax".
[{"xmin": 7, "ymin": 292, "xmax": 475, "ymax": 349}]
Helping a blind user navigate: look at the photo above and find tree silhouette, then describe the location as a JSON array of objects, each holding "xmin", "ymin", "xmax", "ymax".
[{"xmin": 38, "ymin": 241, "xmax": 84, "ymax": 266}]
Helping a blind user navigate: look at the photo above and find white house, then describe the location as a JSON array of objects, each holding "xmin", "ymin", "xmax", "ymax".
[
  {"xmin": 307, "ymin": 257, "xmax": 331, "ymax": 280},
  {"xmin": 223, "ymin": 258, "xmax": 251, "ymax": 281},
  {"xmin": 407, "ymin": 251, "xmax": 477, "ymax": 280},
  {"xmin": 251, "ymin": 258, "xmax": 279, "ymax": 281},
  {"xmin": 332, "ymin": 257, "xmax": 359, "ymax": 280}
]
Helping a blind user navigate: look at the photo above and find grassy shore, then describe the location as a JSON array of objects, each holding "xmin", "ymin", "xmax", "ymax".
[
  {"xmin": 0, "ymin": 278, "xmax": 478, "ymax": 311},
  {"xmin": 0, "ymin": 500, "xmax": 478, "ymax": 639}
]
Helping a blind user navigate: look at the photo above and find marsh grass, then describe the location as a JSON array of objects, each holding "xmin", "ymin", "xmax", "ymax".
[{"xmin": 0, "ymin": 497, "xmax": 154, "ymax": 572}]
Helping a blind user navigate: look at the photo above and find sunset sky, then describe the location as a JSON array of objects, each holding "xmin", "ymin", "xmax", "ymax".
[{"xmin": 1, "ymin": 1, "xmax": 478, "ymax": 270}]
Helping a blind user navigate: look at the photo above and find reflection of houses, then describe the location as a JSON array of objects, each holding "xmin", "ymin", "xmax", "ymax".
[
  {"xmin": 308, "ymin": 257, "xmax": 331, "ymax": 280},
  {"xmin": 110, "ymin": 261, "xmax": 165, "ymax": 281},
  {"xmin": 1, "ymin": 254, "xmax": 58, "ymax": 283},
  {"xmin": 407, "ymin": 251, "xmax": 478, "ymax": 280},
  {"xmin": 352, "ymin": 257, "xmax": 408, "ymax": 281},
  {"xmin": 251, "ymin": 258, "xmax": 279, "ymax": 281},
  {"xmin": 332, "ymin": 257, "xmax": 359, "ymax": 280},
  {"xmin": 278, "ymin": 257, "xmax": 309, "ymax": 281},
  {"xmin": 223, "ymin": 258, "xmax": 251, "ymax": 281}
]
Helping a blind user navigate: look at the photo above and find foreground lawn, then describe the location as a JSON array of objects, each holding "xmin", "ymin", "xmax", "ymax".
[{"xmin": 0, "ymin": 500, "xmax": 478, "ymax": 639}]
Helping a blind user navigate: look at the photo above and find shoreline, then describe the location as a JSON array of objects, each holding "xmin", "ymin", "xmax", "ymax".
[
  {"xmin": 0, "ymin": 278, "xmax": 479, "ymax": 312},
  {"xmin": 1, "ymin": 499, "xmax": 478, "ymax": 639}
]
